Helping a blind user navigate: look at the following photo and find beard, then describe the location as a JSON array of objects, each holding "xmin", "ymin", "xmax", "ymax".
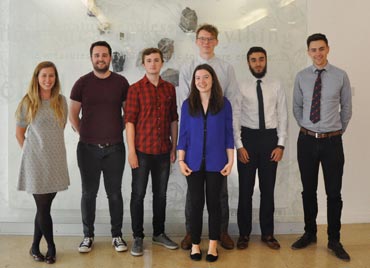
[
  {"xmin": 249, "ymin": 64, "xmax": 267, "ymax": 79},
  {"xmin": 93, "ymin": 62, "xmax": 110, "ymax": 73}
]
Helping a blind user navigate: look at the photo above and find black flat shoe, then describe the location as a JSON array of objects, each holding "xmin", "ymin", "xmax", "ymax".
[
  {"xmin": 45, "ymin": 254, "xmax": 56, "ymax": 264},
  {"xmin": 29, "ymin": 248, "xmax": 45, "ymax": 262},
  {"xmin": 189, "ymin": 249, "xmax": 202, "ymax": 261},
  {"xmin": 206, "ymin": 249, "xmax": 218, "ymax": 262}
]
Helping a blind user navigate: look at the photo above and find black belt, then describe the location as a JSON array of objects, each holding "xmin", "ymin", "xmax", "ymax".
[{"xmin": 300, "ymin": 127, "xmax": 342, "ymax": 139}]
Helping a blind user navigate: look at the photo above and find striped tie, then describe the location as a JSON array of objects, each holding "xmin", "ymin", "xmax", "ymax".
[{"xmin": 309, "ymin": 69, "xmax": 325, "ymax": 123}]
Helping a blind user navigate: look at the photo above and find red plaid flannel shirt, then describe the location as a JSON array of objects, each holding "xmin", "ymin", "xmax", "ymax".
[{"xmin": 124, "ymin": 75, "xmax": 178, "ymax": 154}]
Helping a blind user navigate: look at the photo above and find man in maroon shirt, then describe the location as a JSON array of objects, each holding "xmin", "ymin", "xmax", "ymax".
[
  {"xmin": 125, "ymin": 48, "xmax": 179, "ymax": 256},
  {"xmin": 69, "ymin": 41, "xmax": 129, "ymax": 254}
]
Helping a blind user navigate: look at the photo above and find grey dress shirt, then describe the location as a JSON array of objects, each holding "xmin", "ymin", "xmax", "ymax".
[{"xmin": 293, "ymin": 62, "xmax": 352, "ymax": 133}]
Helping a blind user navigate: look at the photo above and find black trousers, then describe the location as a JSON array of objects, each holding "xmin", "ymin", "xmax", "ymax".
[
  {"xmin": 185, "ymin": 176, "xmax": 229, "ymax": 233},
  {"xmin": 297, "ymin": 132, "xmax": 344, "ymax": 242},
  {"xmin": 77, "ymin": 142, "xmax": 125, "ymax": 238},
  {"xmin": 186, "ymin": 170, "xmax": 224, "ymax": 244},
  {"xmin": 237, "ymin": 127, "xmax": 278, "ymax": 237},
  {"xmin": 130, "ymin": 151, "xmax": 170, "ymax": 238}
]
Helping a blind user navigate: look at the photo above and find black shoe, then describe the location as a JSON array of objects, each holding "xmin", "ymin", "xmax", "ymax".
[
  {"xmin": 291, "ymin": 233, "xmax": 317, "ymax": 249},
  {"xmin": 328, "ymin": 241, "xmax": 350, "ymax": 261},
  {"xmin": 206, "ymin": 250, "xmax": 218, "ymax": 262},
  {"xmin": 189, "ymin": 249, "xmax": 202, "ymax": 261},
  {"xmin": 29, "ymin": 248, "xmax": 45, "ymax": 262}
]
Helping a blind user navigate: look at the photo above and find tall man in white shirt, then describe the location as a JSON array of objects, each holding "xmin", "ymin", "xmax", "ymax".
[
  {"xmin": 233, "ymin": 47, "xmax": 288, "ymax": 250},
  {"xmin": 178, "ymin": 24, "xmax": 239, "ymax": 250}
]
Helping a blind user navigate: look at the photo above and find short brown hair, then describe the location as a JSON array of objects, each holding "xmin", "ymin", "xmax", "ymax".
[
  {"xmin": 141, "ymin": 48, "xmax": 164, "ymax": 64},
  {"xmin": 196, "ymin": 24, "xmax": 219, "ymax": 39}
]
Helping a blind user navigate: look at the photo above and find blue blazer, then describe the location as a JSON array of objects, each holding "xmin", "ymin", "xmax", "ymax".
[{"xmin": 177, "ymin": 97, "xmax": 234, "ymax": 172}]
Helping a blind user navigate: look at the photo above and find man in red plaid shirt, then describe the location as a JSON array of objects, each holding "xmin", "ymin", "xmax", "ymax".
[{"xmin": 125, "ymin": 48, "xmax": 179, "ymax": 256}]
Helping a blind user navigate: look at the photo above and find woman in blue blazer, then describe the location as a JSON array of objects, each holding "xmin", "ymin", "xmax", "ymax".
[{"xmin": 177, "ymin": 64, "xmax": 234, "ymax": 262}]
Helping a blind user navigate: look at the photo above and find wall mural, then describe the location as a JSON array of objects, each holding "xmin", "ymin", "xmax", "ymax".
[{"xmin": 6, "ymin": 0, "xmax": 307, "ymax": 231}]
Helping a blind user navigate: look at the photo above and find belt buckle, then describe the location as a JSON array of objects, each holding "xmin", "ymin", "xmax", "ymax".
[{"xmin": 315, "ymin": 132, "xmax": 319, "ymax": 138}]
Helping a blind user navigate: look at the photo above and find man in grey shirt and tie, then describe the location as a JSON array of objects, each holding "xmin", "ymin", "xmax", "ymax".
[{"xmin": 292, "ymin": 33, "xmax": 352, "ymax": 262}]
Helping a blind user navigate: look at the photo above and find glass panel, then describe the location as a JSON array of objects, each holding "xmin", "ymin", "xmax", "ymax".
[{"xmin": 7, "ymin": 0, "xmax": 307, "ymax": 224}]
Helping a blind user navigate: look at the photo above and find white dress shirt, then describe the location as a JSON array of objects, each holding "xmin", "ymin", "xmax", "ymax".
[
  {"xmin": 177, "ymin": 55, "xmax": 239, "ymax": 107},
  {"xmin": 233, "ymin": 74, "xmax": 288, "ymax": 149}
]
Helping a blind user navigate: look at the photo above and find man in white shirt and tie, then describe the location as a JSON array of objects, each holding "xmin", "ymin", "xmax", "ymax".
[{"xmin": 233, "ymin": 47, "xmax": 288, "ymax": 250}]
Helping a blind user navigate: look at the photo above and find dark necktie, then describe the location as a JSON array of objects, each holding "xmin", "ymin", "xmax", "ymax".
[
  {"xmin": 309, "ymin": 69, "xmax": 325, "ymax": 123},
  {"xmin": 256, "ymin": 79, "xmax": 265, "ymax": 130}
]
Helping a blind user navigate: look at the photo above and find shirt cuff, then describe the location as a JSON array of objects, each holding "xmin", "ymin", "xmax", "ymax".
[
  {"xmin": 235, "ymin": 140, "xmax": 243, "ymax": 149},
  {"xmin": 277, "ymin": 137, "xmax": 285, "ymax": 147}
]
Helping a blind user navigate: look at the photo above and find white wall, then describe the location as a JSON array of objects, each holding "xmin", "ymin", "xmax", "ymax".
[
  {"xmin": 307, "ymin": 0, "xmax": 370, "ymax": 223},
  {"xmin": 0, "ymin": 0, "xmax": 369, "ymax": 236}
]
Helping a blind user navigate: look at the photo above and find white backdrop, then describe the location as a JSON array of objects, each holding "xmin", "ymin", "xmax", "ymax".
[{"xmin": 1, "ymin": 0, "xmax": 368, "ymax": 236}]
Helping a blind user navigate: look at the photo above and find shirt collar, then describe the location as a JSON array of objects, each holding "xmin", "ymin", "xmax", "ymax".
[
  {"xmin": 143, "ymin": 74, "xmax": 166, "ymax": 87},
  {"xmin": 310, "ymin": 62, "xmax": 331, "ymax": 73},
  {"xmin": 197, "ymin": 54, "xmax": 217, "ymax": 64},
  {"xmin": 251, "ymin": 73, "xmax": 268, "ymax": 84}
]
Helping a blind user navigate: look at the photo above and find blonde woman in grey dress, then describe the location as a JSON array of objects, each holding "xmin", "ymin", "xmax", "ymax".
[{"xmin": 15, "ymin": 61, "xmax": 70, "ymax": 264}]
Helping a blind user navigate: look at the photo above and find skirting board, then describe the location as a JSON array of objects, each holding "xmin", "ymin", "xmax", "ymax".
[{"xmin": 0, "ymin": 222, "xmax": 304, "ymax": 236}]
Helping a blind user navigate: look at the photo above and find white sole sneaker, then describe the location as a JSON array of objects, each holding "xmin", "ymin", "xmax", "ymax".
[
  {"xmin": 152, "ymin": 241, "xmax": 178, "ymax": 250},
  {"xmin": 78, "ymin": 246, "xmax": 92, "ymax": 253},
  {"xmin": 130, "ymin": 249, "xmax": 143, "ymax": 256},
  {"xmin": 113, "ymin": 245, "xmax": 128, "ymax": 252}
]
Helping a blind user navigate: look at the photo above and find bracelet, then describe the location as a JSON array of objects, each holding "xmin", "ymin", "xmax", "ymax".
[{"xmin": 178, "ymin": 160, "xmax": 185, "ymax": 162}]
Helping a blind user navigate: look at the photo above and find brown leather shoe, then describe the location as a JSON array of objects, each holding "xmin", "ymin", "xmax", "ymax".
[
  {"xmin": 237, "ymin": 236, "xmax": 249, "ymax": 249},
  {"xmin": 220, "ymin": 232, "xmax": 234, "ymax": 250},
  {"xmin": 29, "ymin": 248, "xmax": 45, "ymax": 262},
  {"xmin": 261, "ymin": 235, "xmax": 280, "ymax": 250},
  {"xmin": 181, "ymin": 233, "xmax": 192, "ymax": 250}
]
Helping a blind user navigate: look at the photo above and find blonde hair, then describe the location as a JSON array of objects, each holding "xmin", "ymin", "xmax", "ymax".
[{"xmin": 15, "ymin": 61, "xmax": 66, "ymax": 127}]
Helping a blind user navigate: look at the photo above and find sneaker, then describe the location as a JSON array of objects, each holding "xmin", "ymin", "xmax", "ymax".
[
  {"xmin": 131, "ymin": 237, "xmax": 144, "ymax": 256},
  {"xmin": 78, "ymin": 237, "xmax": 94, "ymax": 253},
  {"xmin": 112, "ymin": 236, "xmax": 128, "ymax": 252},
  {"xmin": 152, "ymin": 233, "xmax": 178, "ymax": 250}
]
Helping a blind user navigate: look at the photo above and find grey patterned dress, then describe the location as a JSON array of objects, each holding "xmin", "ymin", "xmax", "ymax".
[{"xmin": 17, "ymin": 95, "xmax": 70, "ymax": 194}]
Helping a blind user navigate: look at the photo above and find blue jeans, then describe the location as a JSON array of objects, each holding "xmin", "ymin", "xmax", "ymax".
[
  {"xmin": 77, "ymin": 142, "xmax": 125, "ymax": 238},
  {"xmin": 130, "ymin": 151, "xmax": 170, "ymax": 238}
]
